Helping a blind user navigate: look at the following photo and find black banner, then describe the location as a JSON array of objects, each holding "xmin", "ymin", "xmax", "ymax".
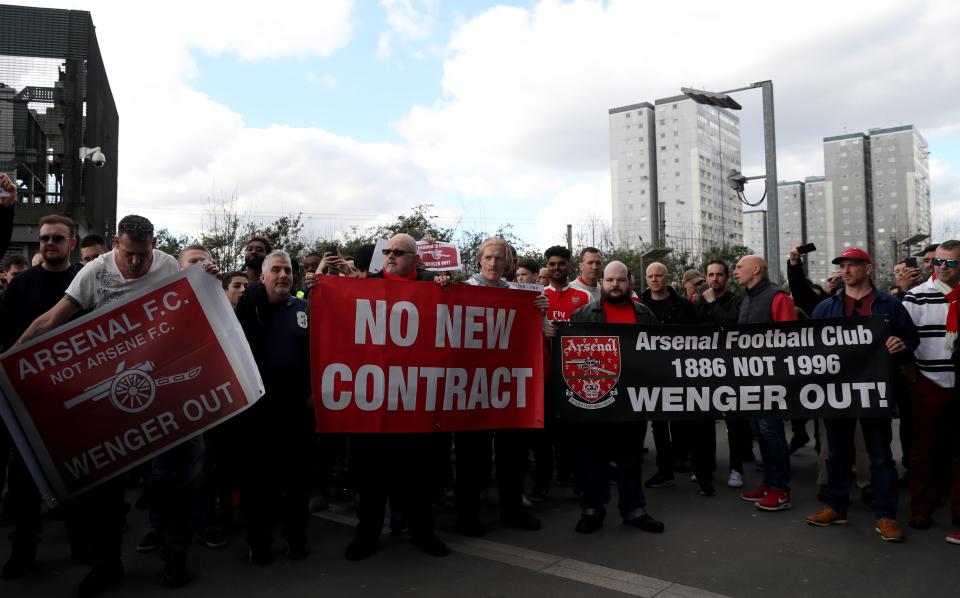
[{"xmin": 552, "ymin": 317, "xmax": 892, "ymax": 421}]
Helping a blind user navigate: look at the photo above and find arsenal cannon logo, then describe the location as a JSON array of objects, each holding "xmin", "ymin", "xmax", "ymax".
[{"xmin": 561, "ymin": 336, "xmax": 620, "ymax": 409}]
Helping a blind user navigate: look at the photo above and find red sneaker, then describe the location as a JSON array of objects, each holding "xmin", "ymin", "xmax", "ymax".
[
  {"xmin": 947, "ymin": 531, "xmax": 960, "ymax": 545},
  {"xmin": 740, "ymin": 485, "xmax": 768, "ymax": 502},
  {"xmin": 756, "ymin": 488, "xmax": 792, "ymax": 511}
]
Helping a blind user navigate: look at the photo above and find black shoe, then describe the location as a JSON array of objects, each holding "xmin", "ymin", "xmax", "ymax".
[
  {"xmin": 198, "ymin": 527, "xmax": 227, "ymax": 549},
  {"xmin": 500, "ymin": 510, "xmax": 542, "ymax": 531},
  {"xmin": 454, "ymin": 517, "xmax": 486, "ymax": 537},
  {"xmin": 411, "ymin": 534, "xmax": 449, "ymax": 557},
  {"xmin": 77, "ymin": 563, "xmax": 124, "ymax": 598},
  {"xmin": 528, "ymin": 487, "xmax": 548, "ymax": 504},
  {"xmin": 698, "ymin": 483, "xmax": 716, "ymax": 497},
  {"xmin": 286, "ymin": 538, "xmax": 310, "ymax": 561},
  {"xmin": 248, "ymin": 546, "xmax": 274, "ymax": 566},
  {"xmin": 309, "ymin": 493, "xmax": 329, "ymax": 513},
  {"xmin": 161, "ymin": 549, "xmax": 189, "ymax": 588},
  {"xmin": 1, "ymin": 545, "xmax": 37, "ymax": 580},
  {"xmin": 575, "ymin": 514, "xmax": 603, "ymax": 534},
  {"xmin": 344, "ymin": 537, "xmax": 379, "ymax": 561},
  {"xmin": 624, "ymin": 513, "xmax": 664, "ymax": 533},
  {"xmin": 860, "ymin": 485, "xmax": 874, "ymax": 505},
  {"xmin": 644, "ymin": 472, "xmax": 675, "ymax": 488},
  {"xmin": 390, "ymin": 511, "xmax": 409, "ymax": 536},
  {"xmin": 136, "ymin": 529, "xmax": 162, "ymax": 553}
]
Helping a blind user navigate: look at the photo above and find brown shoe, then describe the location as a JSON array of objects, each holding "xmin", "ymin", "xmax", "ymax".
[
  {"xmin": 806, "ymin": 507, "xmax": 848, "ymax": 527},
  {"xmin": 875, "ymin": 518, "xmax": 905, "ymax": 542}
]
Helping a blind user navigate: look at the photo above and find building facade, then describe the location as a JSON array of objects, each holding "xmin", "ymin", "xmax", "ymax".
[
  {"xmin": 742, "ymin": 209, "xmax": 767, "ymax": 259},
  {"xmin": 777, "ymin": 181, "xmax": 805, "ymax": 266},
  {"xmin": 803, "ymin": 176, "xmax": 833, "ymax": 284},
  {"xmin": 609, "ymin": 96, "xmax": 742, "ymax": 258},
  {"xmin": 867, "ymin": 125, "xmax": 931, "ymax": 277}
]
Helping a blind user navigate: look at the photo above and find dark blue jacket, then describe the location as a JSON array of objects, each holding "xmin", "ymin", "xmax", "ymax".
[{"xmin": 811, "ymin": 289, "xmax": 919, "ymax": 357}]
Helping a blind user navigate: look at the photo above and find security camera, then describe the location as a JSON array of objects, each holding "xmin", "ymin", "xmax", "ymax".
[{"xmin": 79, "ymin": 146, "xmax": 107, "ymax": 168}]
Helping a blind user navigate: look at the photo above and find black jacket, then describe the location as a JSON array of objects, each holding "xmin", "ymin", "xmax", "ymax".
[
  {"xmin": 571, "ymin": 299, "xmax": 657, "ymax": 324},
  {"xmin": 696, "ymin": 290, "xmax": 743, "ymax": 325},
  {"xmin": 639, "ymin": 286, "xmax": 698, "ymax": 325}
]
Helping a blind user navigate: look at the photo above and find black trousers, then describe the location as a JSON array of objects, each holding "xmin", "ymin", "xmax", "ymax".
[
  {"xmin": 352, "ymin": 433, "xmax": 436, "ymax": 540},
  {"xmin": 237, "ymin": 408, "xmax": 312, "ymax": 549},
  {"xmin": 455, "ymin": 429, "xmax": 526, "ymax": 521}
]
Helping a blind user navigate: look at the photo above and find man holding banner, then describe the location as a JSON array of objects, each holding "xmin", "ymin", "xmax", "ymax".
[
  {"xmin": 564, "ymin": 261, "xmax": 665, "ymax": 534},
  {"xmin": 14, "ymin": 215, "xmax": 182, "ymax": 596},
  {"xmin": 734, "ymin": 255, "xmax": 797, "ymax": 512},
  {"xmin": 344, "ymin": 233, "xmax": 449, "ymax": 561},
  {"xmin": 806, "ymin": 247, "xmax": 916, "ymax": 542}
]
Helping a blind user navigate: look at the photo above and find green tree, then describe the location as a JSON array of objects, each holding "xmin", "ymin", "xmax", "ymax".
[
  {"xmin": 372, "ymin": 204, "xmax": 455, "ymax": 243},
  {"xmin": 247, "ymin": 213, "xmax": 307, "ymax": 260},
  {"xmin": 154, "ymin": 228, "xmax": 192, "ymax": 258},
  {"xmin": 199, "ymin": 192, "xmax": 247, "ymax": 272},
  {"xmin": 458, "ymin": 224, "xmax": 529, "ymax": 275}
]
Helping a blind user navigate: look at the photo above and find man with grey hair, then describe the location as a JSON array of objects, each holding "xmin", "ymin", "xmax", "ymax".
[{"xmin": 233, "ymin": 250, "xmax": 313, "ymax": 565}]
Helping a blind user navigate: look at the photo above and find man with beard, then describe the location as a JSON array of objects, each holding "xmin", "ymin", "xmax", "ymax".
[
  {"xmin": 0, "ymin": 215, "xmax": 82, "ymax": 580},
  {"xmin": 561, "ymin": 261, "xmax": 664, "ymax": 534},
  {"xmin": 698, "ymin": 260, "xmax": 751, "ymax": 489}
]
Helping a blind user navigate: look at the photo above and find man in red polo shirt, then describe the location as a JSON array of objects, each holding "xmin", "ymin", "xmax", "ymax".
[{"xmin": 543, "ymin": 246, "xmax": 591, "ymax": 321}]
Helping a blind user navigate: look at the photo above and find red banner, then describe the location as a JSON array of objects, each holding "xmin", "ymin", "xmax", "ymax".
[
  {"xmin": 0, "ymin": 267, "xmax": 264, "ymax": 503},
  {"xmin": 311, "ymin": 277, "xmax": 544, "ymax": 432}
]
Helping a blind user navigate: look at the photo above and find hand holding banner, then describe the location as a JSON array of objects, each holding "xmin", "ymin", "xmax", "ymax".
[
  {"xmin": 0, "ymin": 266, "xmax": 264, "ymax": 504},
  {"xmin": 311, "ymin": 277, "xmax": 544, "ymax": 432}
]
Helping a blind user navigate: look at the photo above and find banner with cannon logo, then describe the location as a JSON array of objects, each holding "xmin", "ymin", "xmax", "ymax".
[
  {"xmin": 553, "ymin": 317, "xmax": 894, "ymax": 421},
  {"xmin": 0, "ymin": 266, "xmax": 264, "ymax": 504}
]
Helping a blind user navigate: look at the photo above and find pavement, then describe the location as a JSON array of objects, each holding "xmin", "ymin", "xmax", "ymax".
[{"xmin": 1, "ymin": 420, "xmax": 958, "ymax": 597}]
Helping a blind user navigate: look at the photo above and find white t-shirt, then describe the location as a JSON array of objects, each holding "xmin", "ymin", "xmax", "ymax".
[{"xmin": 66, "ymin": 249, "xmax": 180, "ymax": 310}]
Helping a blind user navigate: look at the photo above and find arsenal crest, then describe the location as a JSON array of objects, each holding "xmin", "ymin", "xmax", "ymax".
[{"xmin": 561, "ymin": 336, "xmax": 620, "ymax": 409}]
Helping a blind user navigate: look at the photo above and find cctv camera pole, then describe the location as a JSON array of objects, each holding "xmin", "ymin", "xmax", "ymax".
[{"xmin": 761, "ymin": 80, "xmax": 780, "ymax": 283}]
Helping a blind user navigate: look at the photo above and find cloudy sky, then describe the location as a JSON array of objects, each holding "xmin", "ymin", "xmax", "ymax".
[{"xmin": 13, "ymin": 0, "xmax": 960, "ymax": 248}]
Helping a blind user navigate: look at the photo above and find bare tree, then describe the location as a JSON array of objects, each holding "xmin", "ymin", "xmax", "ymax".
[{"xmin": 199, "ymin": 191, "xmax": 249, "ymax": 272}]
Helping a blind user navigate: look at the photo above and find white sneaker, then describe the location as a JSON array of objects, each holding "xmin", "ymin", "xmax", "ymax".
[
  {"xmin": 689, "ymin": 473, "xmax": 698, "ymax": 482},
  {"xmin": 521, "ymin": 494, "xmax": 533, "ymax": 508},
  {"xmin": 727, "ymin": 470, "xmax": 744, "ymax": 488}
]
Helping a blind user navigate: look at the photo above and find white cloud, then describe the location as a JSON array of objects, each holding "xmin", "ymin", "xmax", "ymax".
[
  {"xmin": 382, "ymin": 0, "xmax": 436, "ymax": 40},
  {"xmin": 376, "ymin": 32, "xmax": 392, "ymax": 60}
]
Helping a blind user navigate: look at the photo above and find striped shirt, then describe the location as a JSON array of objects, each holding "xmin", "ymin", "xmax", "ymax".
[{"xmin": 902, "ymin": 278, "xmax": 953, "ymax": 388}]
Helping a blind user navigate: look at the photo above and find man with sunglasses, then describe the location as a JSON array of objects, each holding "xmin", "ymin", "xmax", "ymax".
[
  {"xmin": 806, "ymin": 248, "xmax": 917, "ymax": 542},
  {"xmin": 342, "ymin": 233, "xmax": 449, "ymax": 561},
  {"xmin": 902, "ymin": 240, "xmax": 960, "ymax": 535},
  {"xmin": 0, "ymin": 215, "xmax": 83, "ymax": 580}
]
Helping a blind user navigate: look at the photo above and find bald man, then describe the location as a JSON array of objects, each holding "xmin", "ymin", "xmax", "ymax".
[
  {"xmin": 733, "ymin": 255, "xmax": 797, "ymax": 512},
  {"xmin": 567, "ymin": 262, "xmax": 664, "ymax": 534},
  {"xmin": 639, "ymin": 262, "xmax": 701, "ymax": 491}
]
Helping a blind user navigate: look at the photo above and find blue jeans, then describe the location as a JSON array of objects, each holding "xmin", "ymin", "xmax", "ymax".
[
  {"xmin": 825, "ymin": 417, "xmax": 898, "ymax": 518},
  {"xmin": 580, "ymin": 423, "xmax": 646, "ymax": 520},
  {"xmin": 751, "ymin": 417, "xmax": 790, "ymax": 492}
]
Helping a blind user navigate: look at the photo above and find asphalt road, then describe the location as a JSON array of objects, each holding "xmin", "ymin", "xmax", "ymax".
[{"xmin": 1, "ymin": 420, "xmax": 957, "ymax": 597}]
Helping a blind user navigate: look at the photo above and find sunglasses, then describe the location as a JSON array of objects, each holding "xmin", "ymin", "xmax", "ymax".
[
  {"xmin": 934, "ymin": 258, "xmax": 959, "ymax": 268},
  {"xmin": 39, "ymin": 234, "xmax": 70, "ymax": 243},
  {"xmin": 382, "ymin": 248, "xmax": 415, "ymax": 257}
]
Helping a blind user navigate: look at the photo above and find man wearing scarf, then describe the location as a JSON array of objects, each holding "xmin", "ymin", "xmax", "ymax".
[{"xmin": 901, "ymin": 240, "xmax": 960, "ymax": 533}]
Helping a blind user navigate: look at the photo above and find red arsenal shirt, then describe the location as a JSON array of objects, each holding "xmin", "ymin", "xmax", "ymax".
[{"xmin": 544, "ymin": 284, "xmax": 592, "ymax": 321}]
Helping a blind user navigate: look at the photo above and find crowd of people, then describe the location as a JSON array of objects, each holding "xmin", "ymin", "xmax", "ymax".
[{"xmin": 0, "ymin": 171, "xmax": 959, "ymax": 596}]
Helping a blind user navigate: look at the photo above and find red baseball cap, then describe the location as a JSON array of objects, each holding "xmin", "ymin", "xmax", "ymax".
[{"xmin": 831, "ymin": 247, "xmax": 872, "ymax": 264}]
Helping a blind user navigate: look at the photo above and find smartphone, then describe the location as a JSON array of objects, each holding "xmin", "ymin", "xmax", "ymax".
[
  {"xmin": 325, "ymin": 244, "xmax": 338, "ymax": 256},
  {"xmin": 798, "ymin": 242, "xmax": 816, "ymax": 254},
  {"xmin": 905, "ymin": 257, "xmax": 918, "ymax": 269}
]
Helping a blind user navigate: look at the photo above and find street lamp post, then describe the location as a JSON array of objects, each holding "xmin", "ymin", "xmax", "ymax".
[{"xmin": 681, "ymin": 80, "xmax": 780, "ymax": 282}]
